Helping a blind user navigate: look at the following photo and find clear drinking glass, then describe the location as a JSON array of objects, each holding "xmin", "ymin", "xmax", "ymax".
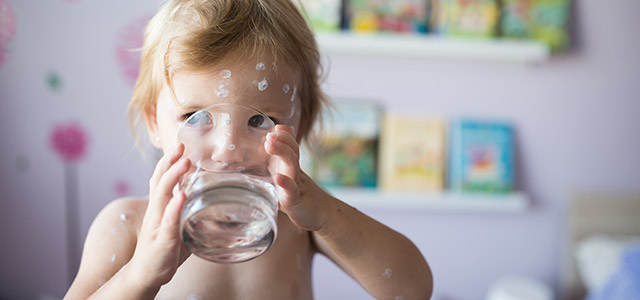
[{"xmin": 178, "ymin": 103, "xmax": 278, "ymax": 263}]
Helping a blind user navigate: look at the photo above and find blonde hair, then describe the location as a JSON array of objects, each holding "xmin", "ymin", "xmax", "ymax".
[{"xmin": 128, "ymin": 0, "xmax": 327, "ymax": 145}]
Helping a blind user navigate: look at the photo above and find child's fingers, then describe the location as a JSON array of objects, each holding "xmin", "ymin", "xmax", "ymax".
[
  {"xmin": 149, "ymin": 144, "xmax": 184, "ymax": 188},
  {"xmin": 269, "ymin": 127, "xmax": 299, "ymax": 157},
  {"xmin": 266, "ymin": 139, "xmax": 299, "ymax": 180},
  {"xmin": 160, "ymin": 191, "xmax": 187, "ymax": 240},
  {"xmin": 275, "ymin": 173, "xmax": 301, "ymax": 208},
  {"xmin": 146, "ymin": 157, "xmax": 190, "ymax": 224}
]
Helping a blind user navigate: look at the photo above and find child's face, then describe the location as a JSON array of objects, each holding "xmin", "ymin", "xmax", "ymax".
[{"xmin": 149, "ymin": 60, "xmax": 302, "ymax": 157}]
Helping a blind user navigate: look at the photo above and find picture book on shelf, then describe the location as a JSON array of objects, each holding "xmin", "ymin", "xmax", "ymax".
[
  {"xmin": 378, "ymin": 114, "xmax": 445, "ymax": 192},
  {"xmin": 433, "ymin": 0, "xmax": 499, "ymax": 37},
  {"xmin": 307, "ymin": 101, "xmax": 381, "ymax": 188},
  {"xmin": 346, "ymin": 0, "xmax": 430, "ymax": 33},
  {"xmin": 297, "ymin": 0, "xmax": 342, "ymax": 32},
  {"xmin": 501, "ymin": 0, "xmax": 570, "ymax": 51},
  {"xmin": 449, "ymin": 120, "xmax": 515, "ymax": 193}
]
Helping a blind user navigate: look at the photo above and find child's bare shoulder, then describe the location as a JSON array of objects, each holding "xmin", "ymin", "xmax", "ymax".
[{"xmin": 90, "ymin": 196, "xmax": 148, "ymax": 236}]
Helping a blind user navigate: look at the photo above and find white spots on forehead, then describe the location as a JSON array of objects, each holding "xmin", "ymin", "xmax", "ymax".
[
  {"xmin": 215, "ymin": 82, "xmax": 230, "ymax": 98},
  {"xmin": 290, "ymin": 85, "xmax": 297, "ymax": 102},
  {"xmin": 220, "ymin": 69, "xmax": 232, "ymax": 79},
  {"xmin": 256, "ymin": 78, "xmax": 269, "ymax": 92},
  {"xmin": 110, "ymin": 253, "xmax": 117, "ymax": 263},
  {"xmin": 187, "ymin": 294, "xmax": 203, "ymax": 300},
  {"xmin": 383, "ymin": 268, "xmax": 393, "ymax": 279},
  {"xmin": 227, "ymin": 144, "xmax": 236, "ymax": 151},
  {"xmin": 256, "ymin": 62, "xmax": 267, "ymax": 71},
  {"xmin": 282, "ymin": 84, "xmax": 291, "ymax": 94}
]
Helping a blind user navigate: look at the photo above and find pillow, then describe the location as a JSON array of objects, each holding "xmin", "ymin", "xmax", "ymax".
[{"xmin": 574, "ymin": 235, "xmax": 640, "ymax": 292}]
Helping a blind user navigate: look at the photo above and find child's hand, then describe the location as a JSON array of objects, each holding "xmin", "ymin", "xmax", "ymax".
[
  {"xmin": 129, "ymin": 143, "xmax": 192, "ymax": 289},
  {"xmin": 265, "ymin": 125, "xmax": 326, "ymax": 232}
]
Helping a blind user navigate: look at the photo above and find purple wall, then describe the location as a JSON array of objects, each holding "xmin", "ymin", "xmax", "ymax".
[{"xmin": 1, "ymin": 0, "xmax": 639, "ymax": 299}]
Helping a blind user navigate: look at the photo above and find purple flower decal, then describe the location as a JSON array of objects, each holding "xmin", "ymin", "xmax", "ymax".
[{"xmin": 50, "ymin": 122, "xmax": 89, "ymax": 163}]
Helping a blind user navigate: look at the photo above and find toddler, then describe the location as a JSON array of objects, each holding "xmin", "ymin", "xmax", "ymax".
[{"xmin": 64, "ymin": 0, "xmax": 433, "ymax": 299}]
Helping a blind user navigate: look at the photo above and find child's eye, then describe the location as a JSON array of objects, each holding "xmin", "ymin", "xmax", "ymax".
[
  {"xmin": 184, "ymin": 111, "xmax": 213, "ymax": 127},
  {"xmin": 248, "ymin": 114, "xmax": 274, "ymax": 128}
]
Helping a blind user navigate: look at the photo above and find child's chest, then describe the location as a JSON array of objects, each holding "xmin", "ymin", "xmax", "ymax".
[{"xmin": 156, "ymin": 213, "xmax": 315, "ymax": 300}]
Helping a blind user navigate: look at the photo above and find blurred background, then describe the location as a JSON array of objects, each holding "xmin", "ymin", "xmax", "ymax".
[{"xmin": 1, "ymin": 0, "xmax": 639, "ymax": 299}]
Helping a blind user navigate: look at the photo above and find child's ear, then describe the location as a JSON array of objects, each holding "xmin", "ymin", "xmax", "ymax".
[{"xmin": 143, "ymin": 105, "xmax": 162, "ymax": 149}]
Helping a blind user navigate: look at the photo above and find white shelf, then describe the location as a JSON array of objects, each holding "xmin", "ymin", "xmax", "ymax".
[
  {"xmin": 328, "ymin": 188, "xmax": 529, "ymax": 213},
  {"xmin": 316, "ymin": 32, "xmax": 550, "ymax": 64}
]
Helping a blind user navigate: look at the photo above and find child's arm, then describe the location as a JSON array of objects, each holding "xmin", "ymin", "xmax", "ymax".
[
  {"xmin": 64, "ymin": 144, "xmax": 192, "ymax": 300},
  {"xmin": 266, "ymin": 126, "xmax": 433, "ymax": 299}
]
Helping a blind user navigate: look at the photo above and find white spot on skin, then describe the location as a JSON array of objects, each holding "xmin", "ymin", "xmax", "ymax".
[
  {"xmin": 220, "ymin": 69, "xmax": 231, "ymax": 79},
  {"xmin": 227, "ymin": 144, "xmax": 236, "ymax": 151},
  {"xmin": 220, "ymin": 113, "xmax": 231, "ymax": 125},
  {"xmin": 187, "ymin": 294, "xmax": 203, "ymax": 300},
  {"xmin": 256, "ymin": 62, "xmax": 266, "ymax": 71},
  {"xmin": 290, "ymin": 85, "xmax": 297, "ymax": 102},
  {"xmin": 110, "ymin": 254, "xmax": 116, "ymax": 263},
  {"xmin": 215, "ymin": 136, "xmax": 228, "ymax": 148},
  {"xmin": 120, "ymin": 213, "xmax": 128, "ymax": 222},
  {"xmin": 282, "ymin": 84, "xmax": 290, "ymax": 94},
  {"xmin": 215, "ymin": 83, "xmax": 230, "ymax": 98},
  {"xmin": 257, "ymin": 78, "xmax": 268, "ymax": 91},
  {"xmin": 383, "ymin": 268, "xmax": 393, "ymax": 279}
]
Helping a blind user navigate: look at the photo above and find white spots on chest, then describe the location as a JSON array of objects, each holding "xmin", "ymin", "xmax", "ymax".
[{"xmin": 383, "ymin": 268, "xmax": 393, "ymax": 279}]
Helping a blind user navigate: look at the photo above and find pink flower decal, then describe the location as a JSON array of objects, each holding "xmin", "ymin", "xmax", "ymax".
[
  {"xmin": 115, "ymin": 15, "xmax": 151, "ymax": 86},
  {"xmin": 50, "ymin": 121, "xmax": 90, "ymax": 163},
  {"xmin": 0, "ymin": 0, "xmax": 17, "ymax": 66}
]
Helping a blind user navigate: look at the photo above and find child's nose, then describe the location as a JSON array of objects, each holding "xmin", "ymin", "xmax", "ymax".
[{"xmin": 208, "ymin": 120, "xmax": 251, "ymax": 167}]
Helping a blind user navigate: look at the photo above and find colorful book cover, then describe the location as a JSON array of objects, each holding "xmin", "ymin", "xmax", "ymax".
[
  {"xmin": 501, "ymin": 0, "xmax": 570, "ymax": 51},
  {"xmin": 308, "ymin": 101, "xmax": 381, "ymax": 188},
  {"xmin": 433, "ymin": 0, "xmax": 499, "ymax": 37},
  {"xmin": 449, "ymin": 120, "xmax": 515, "ymax": 193},
  {"xmin": 297, "ymin": 0, "xmax": 342, "ymax": 32},
  {"xmin": 378, "ymin": 115, "xmax": 445, "ymax": 192},
  {"xmin": 347, "ymin": 0, "xmax": 430, "ymax": 33}
]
